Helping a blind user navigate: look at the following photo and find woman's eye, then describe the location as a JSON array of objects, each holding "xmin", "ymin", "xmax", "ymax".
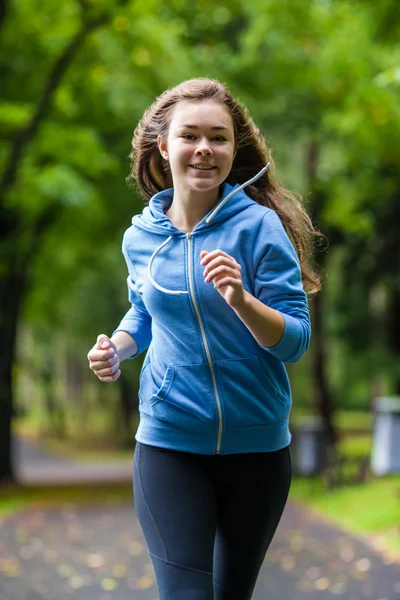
[{"xmin": 181, "ymin": 134, "xmax": 227, "ymax": 141}]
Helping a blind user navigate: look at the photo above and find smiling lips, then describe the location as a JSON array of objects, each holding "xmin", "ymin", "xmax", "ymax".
[{"xmin": 190, "ymin": 164, "xmax": 216, "ymax": 170}]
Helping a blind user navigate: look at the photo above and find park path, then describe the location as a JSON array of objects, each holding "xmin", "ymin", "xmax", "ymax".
[
  {"xmin": 0, "ymin": 498, "xmax": 399, "ymax": 600},
  {"xmin": 12, "ymin": 435, "xmax": 133, "ymax": 484},
  {"xmin": 1, "ymin": 435, "xmax": 399, "ymax": 599}
]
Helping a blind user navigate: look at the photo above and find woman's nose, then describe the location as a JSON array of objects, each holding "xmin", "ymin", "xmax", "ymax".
[{"xmin": 195, "ymin": 140, "xmax": 212, "ymax": 155}]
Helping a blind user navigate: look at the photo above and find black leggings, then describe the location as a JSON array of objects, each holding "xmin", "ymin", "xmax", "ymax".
[{"xmin": 133, "ymin": 441, "xmax": 292, "ymax": 600}]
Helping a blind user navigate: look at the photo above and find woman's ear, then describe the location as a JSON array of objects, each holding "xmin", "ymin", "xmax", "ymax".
[{"xmin": 157, "ymin": 135, "xmax": 168, "ymax": 161}]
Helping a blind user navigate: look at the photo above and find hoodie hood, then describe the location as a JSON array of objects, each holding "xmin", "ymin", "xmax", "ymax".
[
  {"xmin": 132, "ymin": 163, "xmax": 270, "ymax": 236},
  {"xmin": 132, "ymin": 164, "xmax": 270, "ymax": 295}
]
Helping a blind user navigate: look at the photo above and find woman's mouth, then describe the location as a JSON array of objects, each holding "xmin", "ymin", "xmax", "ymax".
[{"xmin": 189, "ymin": 164, "xmax": 216, "ymax": 170}]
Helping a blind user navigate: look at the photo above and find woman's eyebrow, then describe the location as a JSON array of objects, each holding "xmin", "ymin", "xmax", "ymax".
[{"xmin": 178, "ymin": 124, "xmax": 230, "ymax": 131}]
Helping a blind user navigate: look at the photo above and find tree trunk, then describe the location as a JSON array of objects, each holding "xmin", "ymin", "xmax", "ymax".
[
  {"xmin": 42, "ymin": 338, "xmax": 67, "ymax": 439},
  {"xmin": 0, "ymin": 264, "xmax": 27, "ymax": 482},
  {"xmin": 310, "ymin": 288, "xmax": 338, "ymax": 445},
  {"xmin": 307, "ymin": 141, "xmax": 337, "ymax": 447},
  {"xmin": 388, "ymin": 283, "xmax": 400, "ymax": 394},
  {"xmin": 0, "ymin": 205, "xmax": 62, "ymax": 482}
]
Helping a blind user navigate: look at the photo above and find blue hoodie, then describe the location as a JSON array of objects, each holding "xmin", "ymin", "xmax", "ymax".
[{"xmin": 114, "ymin": 178, "xmax": 311, "ymax": 455}]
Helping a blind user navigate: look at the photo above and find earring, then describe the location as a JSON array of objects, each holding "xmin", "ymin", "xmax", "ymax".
[{"xmin": 162, "ymin": 152, "xmax": 168, "ymax": 160}]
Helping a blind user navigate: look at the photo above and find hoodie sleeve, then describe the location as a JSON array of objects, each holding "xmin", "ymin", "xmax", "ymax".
[
  {"xmin": 253, "ymin": 210, "xmax": 311, "ymax": 364},
  {"xmin": 112, "ymin": 233, "xmax": 152, "ymax": 358}
]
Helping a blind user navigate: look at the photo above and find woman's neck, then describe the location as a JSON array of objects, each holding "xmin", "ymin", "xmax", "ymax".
[{"xmin": 165, "ymin": 187, "xmax": 220, "ymax": 233}]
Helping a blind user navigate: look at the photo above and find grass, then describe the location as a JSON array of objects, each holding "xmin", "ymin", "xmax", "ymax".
[
  {"xmin": 0, "ymin": 482, "xmax": 133, "ymax": 521},
  {"xmin": 13, "ymin": 416, "xmax": 134, "ymax": 463},
  {"xmin": 333, "ymin": 410, "xmax": 373, "ymax": 431},
  {"xmin": 339, "ymin": 434, "xmax": 372, "ymax": 456},
  {"xmin": 291, "ymin": 409, "xmax": 374, "ymax": 432},
  {"xmin": 290, "ymin": 475, "xmax": 400, "ymax": 558},
  {"xmin": 289, "ymin": 413, "xmax": 399, "ymax": 559}
]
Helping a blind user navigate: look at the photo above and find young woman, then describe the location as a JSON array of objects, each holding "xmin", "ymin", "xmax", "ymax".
[{"xmin": 87, "ymin": 78, "xmax": 320, "ymax": 600}]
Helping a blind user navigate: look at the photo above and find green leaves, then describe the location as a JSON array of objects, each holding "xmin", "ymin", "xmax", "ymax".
[{"xmin": 2, "ymin": 0, "xmax": 400, "ymax": 416}]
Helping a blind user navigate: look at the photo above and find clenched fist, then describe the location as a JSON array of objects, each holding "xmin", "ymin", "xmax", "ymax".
[{"xmin": 87, "ymin": 334, "xmax": 121, "ymax": 382}]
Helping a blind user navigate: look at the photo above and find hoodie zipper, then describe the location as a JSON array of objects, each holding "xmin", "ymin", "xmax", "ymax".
[{"xmin": 186, "ymin": 232, "xmax": 223, "ymax": 454}]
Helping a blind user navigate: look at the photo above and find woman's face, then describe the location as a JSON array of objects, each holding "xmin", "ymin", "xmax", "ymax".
[{"xmin": 158, "ymin": 100, "xmax": 235, "ymax": 195}]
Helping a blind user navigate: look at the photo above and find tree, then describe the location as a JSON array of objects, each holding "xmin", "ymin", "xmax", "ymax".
[{"xmin": 0, "ymin": 0, "xmax": 190, "ymax": 482}]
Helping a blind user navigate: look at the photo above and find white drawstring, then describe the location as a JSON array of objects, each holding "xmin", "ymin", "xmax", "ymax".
[
  {"xmin": 205, "ymin": 162, "xmax": 270, "ymax": 224},
  {"xmin": 147, "ymin": 235, "xmax": 189, "ymax": 295}
]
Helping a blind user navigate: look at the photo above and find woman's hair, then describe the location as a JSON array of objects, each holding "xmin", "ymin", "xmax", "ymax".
[{"xmin": 127, "ymin": 78, "xmax": 321, "ymax": 295}]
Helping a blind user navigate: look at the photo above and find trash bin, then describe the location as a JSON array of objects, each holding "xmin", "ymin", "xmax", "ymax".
[
  {"xmin": 371, "ymin": 396, "xmax": 400, "ymax": 476},
  {"xmin": 292, "ymin": 415, "xmax": 330, "ymax": 475}
]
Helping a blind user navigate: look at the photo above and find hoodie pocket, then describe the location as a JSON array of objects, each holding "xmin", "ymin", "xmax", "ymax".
[
  {"xmin": 140, "ymin": 363, "xmax": 216, "ymax": 430},
  {"xmin": 138, "ymin": 355, "xmax": 151, "ymax": 406},
  {"xmin": 215, "ymin": 356, "xmax": 288, "ymax": 428}
]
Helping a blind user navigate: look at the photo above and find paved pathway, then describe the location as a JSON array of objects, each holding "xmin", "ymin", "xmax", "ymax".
[
  {"xmin": 0, "ymin": 499, "xmax": 399, "ymax": 600},
  {"xmin": 12, "ymin": 436, "xmax": 133, "ymax": 484}
]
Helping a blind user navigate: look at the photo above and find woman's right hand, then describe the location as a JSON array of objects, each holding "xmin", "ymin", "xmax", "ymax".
[{"xmin": 87, "ymin": 334, "xmax": 121, "ymax": 382}]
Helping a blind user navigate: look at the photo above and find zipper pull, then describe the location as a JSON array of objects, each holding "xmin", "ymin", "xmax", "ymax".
[{"xmin": 186, "ymin": 232, "xmax": 192, "ymax": 239}]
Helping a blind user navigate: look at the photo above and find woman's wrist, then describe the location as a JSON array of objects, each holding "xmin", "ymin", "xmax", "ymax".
[{"xmin": 111, "ymin": 330, "xmax": 138, "ymax": 361}]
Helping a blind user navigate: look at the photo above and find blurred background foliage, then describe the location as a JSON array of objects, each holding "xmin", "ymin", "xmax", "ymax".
[{"xmin": 1, "ymin": 0, "xmax": 400, "ymax": 477}]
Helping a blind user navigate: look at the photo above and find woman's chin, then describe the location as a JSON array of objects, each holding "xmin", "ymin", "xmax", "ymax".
[
  {"xmin": 186, "ymin": 176, "xmax": 223, "ymax": 193},
  {"xmin": 190, "ymin": 183, "xmax": 220, "ymax": 195}
]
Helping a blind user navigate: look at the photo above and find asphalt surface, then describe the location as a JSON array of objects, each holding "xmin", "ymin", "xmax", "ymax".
[
  {"xmin": 12, "ymin": 435, "xmax": 133, "ymax": 484},
  {"xmin": 0, "ymin": 500, "xmax": 399, "ymax": 600}
]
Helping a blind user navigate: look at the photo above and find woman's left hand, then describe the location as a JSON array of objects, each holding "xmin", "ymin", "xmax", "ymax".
[{"xmin": 200, "ymin": 249, "xmax": 246, "ymax": 309}]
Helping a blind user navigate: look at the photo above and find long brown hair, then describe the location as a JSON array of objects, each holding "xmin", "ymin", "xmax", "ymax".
[{"xmin": 127, "ymin": 78, "xmax": 321, "ymax": 295}]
